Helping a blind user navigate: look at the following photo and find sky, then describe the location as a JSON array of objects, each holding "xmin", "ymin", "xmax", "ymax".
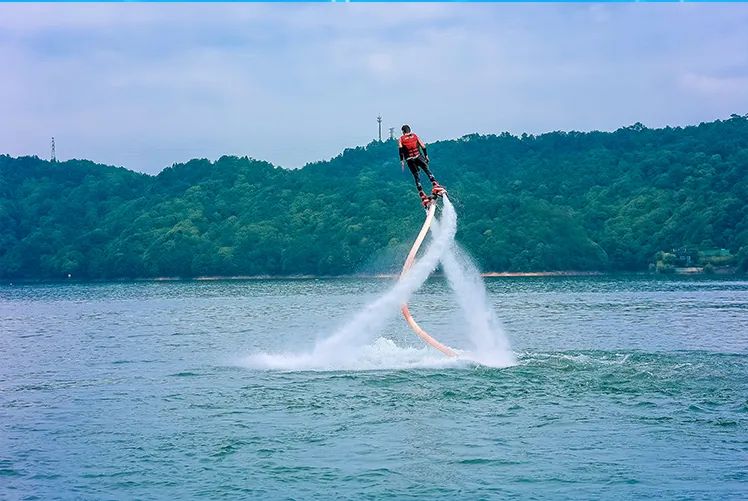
[{"xmin": 1, "ymin": 3, "xmax": 747, "ymax": 174}]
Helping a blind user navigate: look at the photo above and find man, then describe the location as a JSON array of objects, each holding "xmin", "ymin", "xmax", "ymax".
[{"xmin": 398, "ymin": 124, "xmax": 446, "ymax": 207}]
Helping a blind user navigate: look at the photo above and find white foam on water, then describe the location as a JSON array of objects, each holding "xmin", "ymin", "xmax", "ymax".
[
  {"xmin": 243, "ymin": 337, "xmax": 468, "ymax": 371},
  {"xmin": 243, "ymin": 198, "xmax": 458, "ymax": 371}
]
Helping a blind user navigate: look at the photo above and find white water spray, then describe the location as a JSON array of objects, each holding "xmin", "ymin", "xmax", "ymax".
[
  {"xmin": 244, "ymin": 196, "xmax": 515, "ymax": 370},
  {"xmin": 245, "ymin": 198, "xmax": 458, "ymax": 370},
  {"xmin": 440, "ymin": 241, "xmax": 516, "ymax": 367}
]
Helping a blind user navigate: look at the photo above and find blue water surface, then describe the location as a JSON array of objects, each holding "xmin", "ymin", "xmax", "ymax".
[{"xmin": 1, "ymin": 276, "xmax": 747, "ymax": 499}]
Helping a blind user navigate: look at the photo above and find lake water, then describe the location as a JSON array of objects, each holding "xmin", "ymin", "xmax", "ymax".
[{"xmin": 1, "ymin": 277, "xmax": 747, "ymax": 499}]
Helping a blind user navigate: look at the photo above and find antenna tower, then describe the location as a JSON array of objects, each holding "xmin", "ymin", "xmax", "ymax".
[
  {"xmin": 377, "ymin": 115, "xmax": 382, "ymax": 142},
  {"xmin": 389, "ymin": 127, "xmax": 395, "ymax": 141},
  {"xmin": 51, "ymin": 137, "xmax": 56, "ymax": 163}
]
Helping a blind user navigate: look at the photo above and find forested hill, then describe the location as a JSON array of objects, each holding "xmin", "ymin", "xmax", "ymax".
[{"xmin": 1, "ymin": 115, "xmax": 747, "ymax": 279}]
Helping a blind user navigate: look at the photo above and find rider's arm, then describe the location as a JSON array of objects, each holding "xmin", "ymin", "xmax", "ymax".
[
  {"xmin": 418, "ymin": 137, "xmax": 429, "ymax": 162},
  {"xmin": 398, "ymin": 138, "xmax": 406, "ymax": 171}
]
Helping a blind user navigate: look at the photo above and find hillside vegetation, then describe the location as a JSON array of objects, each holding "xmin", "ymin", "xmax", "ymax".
[{"xmin": 1, "ymin": 115, "xmax": 747, "ymax": 279}]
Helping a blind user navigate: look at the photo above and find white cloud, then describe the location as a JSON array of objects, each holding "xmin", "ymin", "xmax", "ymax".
[{"xmin": 680, "ymin": 72, "xmax": 748, "ymax": 96}]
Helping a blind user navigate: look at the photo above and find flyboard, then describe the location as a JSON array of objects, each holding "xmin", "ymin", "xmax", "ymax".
[{"xmin": 398, "ymin": 193, "xmax": 458, "ymax": 357}]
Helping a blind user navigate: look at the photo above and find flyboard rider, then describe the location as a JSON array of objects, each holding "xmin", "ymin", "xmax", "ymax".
[{"xmin": 398, "ymin": 124, "xmax": 446, "ymax": 208}]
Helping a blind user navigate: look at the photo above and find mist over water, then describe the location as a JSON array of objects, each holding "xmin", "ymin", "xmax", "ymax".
[{"xmin": 246, "ymin": 197, "xmax": 516, "ymax": 370}]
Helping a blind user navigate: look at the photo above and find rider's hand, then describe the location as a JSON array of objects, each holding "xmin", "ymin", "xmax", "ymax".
[{"xmin": 425, "ymin": 156, "xmax": 430, "ymax": 164}]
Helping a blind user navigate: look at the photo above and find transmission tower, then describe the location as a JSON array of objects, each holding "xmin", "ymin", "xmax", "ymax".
[
  {"xmin": 389, "ymin": 127, "xmax": 396, "ymax": 141},
  {"xmin": 377, "ymin": 115, "xmax": 382, "ymax": 142},
  {"xmin": 51, "ymin": 137, "xmax": 56, "ymax": 163}
]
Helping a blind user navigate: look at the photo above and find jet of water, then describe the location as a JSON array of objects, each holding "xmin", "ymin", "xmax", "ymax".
[
  {"xmin": 246, "ymin": 197, "xmax": 458, "ymax": 370},
  {"xmin": 245, "ymin": 196, "xmax": 515, "ymax": 370},
  {"xmin": 441, "ymin": 243, "xmax": 516, "ymax": 367},
  {"xmin": 310, "ymin": 197, "xmax": 458, "ymax": 362}
]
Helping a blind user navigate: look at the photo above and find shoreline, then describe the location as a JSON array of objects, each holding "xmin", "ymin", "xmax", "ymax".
[
  {"xmin": 195, "ymin": 271, "xmax": 607, "ymax": 280},
  {"xmin": 3, "ymin": 269, "xmax": 742, "ymax": 285},
  {"xmin": 2, "ymin": 271, "xmax": 609, "ymax": 284}
]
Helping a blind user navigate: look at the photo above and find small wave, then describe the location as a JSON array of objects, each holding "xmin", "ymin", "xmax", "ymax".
[
  {"xmin": 167, "ymin": 370, "xmax": 206, "ymax": 378},
  {"xmin": 518, "ymin": 351, "xmax": 636, "ymax": 367},
  {"xmin": 454, "ymin": 458, "xmax": 523, "ymax": 466}
]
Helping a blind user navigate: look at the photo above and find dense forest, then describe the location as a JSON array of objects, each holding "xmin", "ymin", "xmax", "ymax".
[{"xmin": 1, "ymin": 115, "xmax": 747, "ymax": 279}]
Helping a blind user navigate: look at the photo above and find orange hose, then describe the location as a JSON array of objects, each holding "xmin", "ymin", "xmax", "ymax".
[{"xmin": 399, "ymin": 199, "xmax": 457, "ymax": 357}]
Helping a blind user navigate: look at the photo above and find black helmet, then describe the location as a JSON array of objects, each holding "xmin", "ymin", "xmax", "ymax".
[{"xmin": 401, "ymin": 124, "xmax": 411, "ymax": 133}]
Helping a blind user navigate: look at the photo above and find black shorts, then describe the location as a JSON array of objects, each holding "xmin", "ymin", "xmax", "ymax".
[{"xmin": 406, "ymin": 155, "xmax": 428, "ymax": 175}]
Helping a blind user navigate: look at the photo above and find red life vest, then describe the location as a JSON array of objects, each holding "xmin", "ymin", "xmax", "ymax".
[{"xmin": 400, "ymin": 133, "xmax": 421, "ymax": 159}]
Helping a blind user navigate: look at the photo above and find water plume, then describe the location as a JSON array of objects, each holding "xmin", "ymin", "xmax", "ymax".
[
  {"xmin": 440, "ymin": 242, "xmax": 516, "ymax": 367},
  {"xmin": 244, "ymin": 196, "xmax": 515, "ymax": 370},
  {"xmin": 245, "ymin": 198, "xmax": 458, "ymax": 370}
]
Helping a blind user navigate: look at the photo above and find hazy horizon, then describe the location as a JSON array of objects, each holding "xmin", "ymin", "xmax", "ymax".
[{"xmin": 4, "ymin": 113, "xmax": 746, "ymax": 174}]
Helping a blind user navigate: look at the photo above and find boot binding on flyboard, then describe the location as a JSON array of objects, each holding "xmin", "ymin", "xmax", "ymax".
[{"xmin": 419, "ymin": 191, "xmax": 431, "ymax": 209}]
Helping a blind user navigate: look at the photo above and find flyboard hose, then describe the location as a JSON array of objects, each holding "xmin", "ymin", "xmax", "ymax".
[{"xmin": 399, "ymin": 198, "xmax": 458, "ymax": 357}]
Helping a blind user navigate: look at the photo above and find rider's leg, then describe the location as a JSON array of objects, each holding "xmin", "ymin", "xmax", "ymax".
[
  {"xmin": 418, "ymin": 157, "xmax": 438, "ymax": 186},
  {"xmin": 408, "ymin": 160, "xmax": 430, "ymax": 207},
  {"xmin": 417, "ymin": 157, "xmax": 445, "ymax": 196}
]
